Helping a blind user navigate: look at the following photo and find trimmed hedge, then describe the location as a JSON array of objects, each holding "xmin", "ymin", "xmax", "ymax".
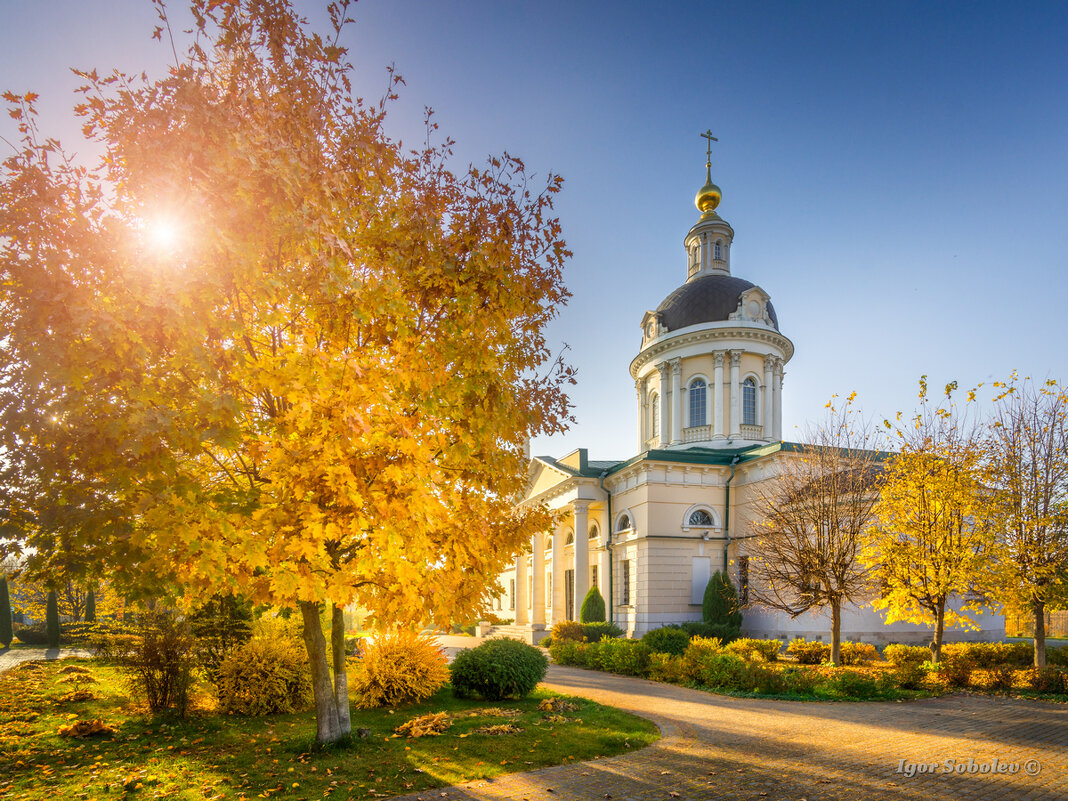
[
  {"xmin": 787, "ymin": 638, "xmax": 829, "ymax": 664},
  {"xmin": 450, "ymin": 638, "xmax": 548, "ymax": 700},
  {"xmin": 641, "ymin": 626, "xmax": 691, "ymax": 656},
  {"xmin": 724, "ymin": 638, "xmax": 782, "ymax": 663}
]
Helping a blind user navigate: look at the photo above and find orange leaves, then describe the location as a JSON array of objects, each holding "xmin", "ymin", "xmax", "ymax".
[{"xmin": 57, "ymin": 718, "xmax": 115, "ymax": 738}]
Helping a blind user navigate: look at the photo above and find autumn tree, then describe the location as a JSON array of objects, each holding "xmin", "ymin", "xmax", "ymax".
[
  {"xmin": 746, "ymin": 394, "xmax": 884, "ymax": 665},
  {"xmin": 0, "ymin": 0, "xmax": 572, "ymax": 743},
  {"xmin": 986, "ymin": 375, "xmax": 1068, "ymax": 668},
  {"xmin": 864, "ymin": 378, "xmax": 995, "ymax": 663}
]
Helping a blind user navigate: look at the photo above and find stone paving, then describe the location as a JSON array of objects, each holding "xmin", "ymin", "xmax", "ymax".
[
  {"xmin": 0, "ymin": 646, "xmax": 93, "ymax": 674},
  {"xmin": 390, "ymin": 663, "xmax": 1068, "ymax": 801}
]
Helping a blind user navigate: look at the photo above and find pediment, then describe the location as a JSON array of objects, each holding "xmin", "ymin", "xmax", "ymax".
[
  {"xmin": 728, "ymin": 286, "xmax": 774, "ymax": 327},
  {"xmin": 522, "ymin": 457, "xmax": 575, "ymax": 502}
]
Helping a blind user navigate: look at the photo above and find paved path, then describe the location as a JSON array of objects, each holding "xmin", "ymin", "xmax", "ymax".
[
  {"xmin": 0, "ymin": 647, "xmax": 93, "ymax": 674},
  {"xmin": 391, "ymin": 663, "xmax": 1067, "ymax": 801}
]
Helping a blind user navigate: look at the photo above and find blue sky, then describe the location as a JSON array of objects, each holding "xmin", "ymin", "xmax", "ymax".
[{"xmin": 3, "ymin": 1, "xmax": 1067, "ymax": 460}]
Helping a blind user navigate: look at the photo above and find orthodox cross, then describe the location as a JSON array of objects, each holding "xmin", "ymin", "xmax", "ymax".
[{"xmin": 700, "ymin": 129, "xmax": 718, "ymax": 164}]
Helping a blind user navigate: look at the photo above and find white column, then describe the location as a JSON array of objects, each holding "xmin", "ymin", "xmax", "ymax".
[
  {"xmin": 514, "ymin": 550, "xmax": 528, "ymax": 626},
  {"xmin": 635, "ymin": 379, "xmax": 645, "ymax": 453},
  {"xmin": 551, "ymin": 524, "xmax": 564, "ymax": 623},
  {"xmin": 670, "ymin": 358, "xmax": 682, "ymax": 445},
  {"xmin": 713, "ymin": 351, "xmax": 725, "ymax": 439},
  {"xmin": 773, "ymin": 360, "xmax": 784, "ymax": 441},
  {"xmin": 657, "ymin": 362, "xmax": 670, "ymax": 448},
  {"xmin": 531, "ymin": 531, "xmax": 545, "ymax": 625},
  {"xmin": 763, "ymin": 354, "xmax": 775, "ymax": 440},
  {"xmin": 573, "ymin": 502, "xmax": 590, "ymax": 621},
  {"xmin": 729, "ymin": 350, "xmax": 742, "ymax": 438}
]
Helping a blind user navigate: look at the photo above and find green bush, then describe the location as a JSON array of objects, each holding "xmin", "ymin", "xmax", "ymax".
[
  {"xmin": 679, "ymin": 621, "xmax": 739, "ymax": 642},
  {"xmin": 690, "ymin": 651, "xmax": 750, "ymax": 689},
  {"xmin": 1028, "ymin": 667, "xmax": 1068, "ymax": 694},
  {"xmin": 893, "ymin": 660, "xmax": 929, "ymax": 690},
  {"xmin": 930, "ymin": 657, "xmax": 972, "ymax": 689},
  {"xmin": 725, "ymin": 638, "xmax": 782, "ymax": 662},
  {"xmin": 839, "ymin": 641, "xmax": 879, "ymax": 665},
  {"xmin": 681, "ymin": 636, "xmax": 725, "ymax": 682},
  {"xmin": 450, "ymin": 638, "xmax": 548, "ymax": 700},
  {"xmin": 13, "ymin": 622, "xmax": 53, "ymax": 646},
  {"xmin": 642, "ymin": 626, "xmax": 692, "ymax": 656},
  {"xmin": 591, "ymin": 638, "xmax": 651, "ymax": 676},
  {"xmin": 46, "ymin": 591, "xmax": 60, "ymax": 649},
  {"xmin": 648, "ymin": 652, "xmax": 687, "ymax": 684},
  {"xmin": 0, "ymin": 576, "xmax": 12, "ymax": 648},
  {"xmin": 787, "ymin": 638, "xmax": 830, "ymax": 665},
  {"xmin": 883, "ymin": 643, "xmax": 929, "ymax": 667},
  {"xmin": 702, "ymin": 571, "xmax": 742, "ymax": 629},
  {"xmin": 825, "ymin": 669, "xmax": 880, "ymax": 699},
  {"xmin": 548, "ymin": 639, "xmax": 584, "ymax": 667},
  {"xmin": 579, "ymin": 587, "xmax": 606, "ymax": 623},
  {"xmin": 550, "ymin": 620, "xmax": 585, "ymax": 642},
  {"xmin": 84, "ymin": 588, "xmax": 96, "ymax": 623},
  {"xmin": 217, "ymin": 637, "xmax": 313, "ymax": 715},
  {"xmin": 749, "ymin": 663, "xmax": 788, "ymax": 695},
  {"xmin": 189, "ymin": 593, "xmax": 254, "ymax": 686},
  {"xmin": 1047, "ymin": 645, "xmax": 1068, "ymax": 667},
  {"xmin": 780, "ymin": 666, "xmax": 821, "ymax": 695},
  {"xmin": 939, "ymin": 641, "xmax": 1033, "ymax": 668},
  {"xmin": 581, "ymin": 621, "xmax": 623, "ymax": 641}
]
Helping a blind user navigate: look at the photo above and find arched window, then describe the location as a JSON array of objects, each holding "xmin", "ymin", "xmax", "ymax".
[
  {"xmin": 616, "ymin": 513, "xmax": 631, "ymax": 532},
  {"xmin": 743, "ymin": 377, "xmax": 758, "ymax": 425},
  {"xmin": 688, "ymin": 378, "xmax": 707, "ymax": 427},
  {"xmin": 714, "ymin": 239, "xmax": 723, "ymax": 260},
  {"xmin": 689, "ymin": 242, "xmax": 699, "ymax": 269},
  {"xmin": 688, "ymin": 509, "xmax": 715, "ymax": 527},
  {"xmin": 565, "ymin": 531, "xmax": 575, "ymax": 545},
  {"xmin": 651, "ymin": 393, "xmax": 660, "ymax": 438},
  {"xmin": 589, "ymin": 524, "xmax": 599, "ymax": 540}
]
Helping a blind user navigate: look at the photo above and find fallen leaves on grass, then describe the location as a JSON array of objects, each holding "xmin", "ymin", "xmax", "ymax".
[
  {"xmin": 57, "ymin": 718, "xmax": 115, "ymax": 738},
  {"xmin": 472, "ymin": 724, "xmax": 523, "ymax": 736},
  {"xmin": 57, "ymin": 689, "xmax": 97, "ymax": 703},
  {"xmin": 395, "ymin": 713, "xmax": 452, "ymax": 739},
  {"xmin": 60, "ymin": 665, "xmax": 92, "ymax": 675},
  {"xmin": 468, "ymin": 707, "xmax": 521, "ymax": 718},
  {"xmin": 57, "ymin": 673, "xmax": 97, "ymax": 685},
  {"xmin": 538, "ymin": 698, "xmax": 576, "ymax": 713}
]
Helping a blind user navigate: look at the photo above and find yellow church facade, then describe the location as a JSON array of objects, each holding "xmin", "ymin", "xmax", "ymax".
[{"xmin": 487, "ymin": 152, "xmax": 1003, "ymax": 645}]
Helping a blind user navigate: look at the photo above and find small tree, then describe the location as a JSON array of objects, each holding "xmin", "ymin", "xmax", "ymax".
[
  {"xmin": 0, "ymin": 576, "xmax": 12, "ymax": 647},
  {"xmin": 747, "ymin": 394, "xmax": 883, "ymax": 665},
  {"xmin": 46, "ymin": 589, "xmax": 60, "ymax": 648},
  {"xmin": 865, "ymin": 378, "xmax": 995, "ymax": 663},
  {"xmin": 579, "ymin": 586, "xmax": 606, "ymax": 622},
  {"xmin": 987, "ymin": 375, "xmax": 1068, "ymax": 668},
  {"xmin": 703, "ymin": 571, "xmax": 742, "ymax": 631},
  {"xmin": 84, "ymin": 588, "xmax": 96, "ymax": 623}
]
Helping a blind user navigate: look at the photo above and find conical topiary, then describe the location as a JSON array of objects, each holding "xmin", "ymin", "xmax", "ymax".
[
  {"xmin": 85, "ymin": 588, "xmax": 96, "ymax": 622},
  {"xmin": 579, "ymin": 586, "xmax": 606, "ymax": 623},
  {"xmin": 0, "ymin": 576, "xmax": 12, "ymax": 648},
  {"xmin": 702, "ymin": 570, "xmax": 742, "ymax": 631},
  {"xmin": 46, "ymin": 590, "xmax": 60, "ymax": 649}
]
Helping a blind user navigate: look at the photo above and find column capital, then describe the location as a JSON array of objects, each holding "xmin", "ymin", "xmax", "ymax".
[
  {"xmin": 656, "ymin": 361, "xmax": 670, "ymax": 378},
  {"xmin": 730, "ymin": 349, "xmax": 742, "ymax": 366},
  {"xmin": 572, "ymin": 500, "xmax": 592, "ymax": 515},
  {"xmin": 713, "ymin": 351, "xmax": 725, "ymax": 367},
  {"xmin": 670, "ymin": 357, "xmax": 681, "ymax": 376},
  {"xmin": 764, "ymin": 353, "xmax": 777, "ymax": 370}
]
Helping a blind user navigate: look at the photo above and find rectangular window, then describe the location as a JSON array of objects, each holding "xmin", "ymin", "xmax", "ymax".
[
  {"xmin": 738, "ymin": 555, "xmax": 750, "ymax": 606},
  {"xmin": 621, "ymin": 559, "xmax": 631, "ymax": 605},
  {"xmin": 547, "ymin": 572, "xmax": 552, "ymax": 604},
  {"xmin": 509, "ymin": 578, "xmax": 515, "ymax": 611},
  {"xmin": 528, "ymin": 575, "xmax": 533, "ymax": 609},
  {"xmin": 691, "ymin": 556, "xmax": 711, "ymax": 605},
  {"xmin": 688, "ymin": 380, "xmax": 707, "ymax": 427},
  {"xmin": 591, "ymin": 564, "xmax": 598, "ymax": 588}
]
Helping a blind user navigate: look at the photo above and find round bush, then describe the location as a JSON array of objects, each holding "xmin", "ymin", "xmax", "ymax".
[
  {"xmin": 216, "ymin": 637, "xmax": 313, "ymax": 716},
  {"xmin": 642, "ymin": 626, "xmax": 691, "ymax": 656},
  {"xmin": 450, "ymin": 638, "xmax": 548, "ymax": 700},
  {"xmin": 579, "ymin": 587, "xmax": 606, "ymax": 623},
  {"xmin": 353, "ymin": 631, "xmax": 449, "ymax": 708}
]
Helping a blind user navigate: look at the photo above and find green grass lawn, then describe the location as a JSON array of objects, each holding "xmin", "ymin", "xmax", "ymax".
[{"xmin": 0, "ymin": 659, "xmax": 659, "ymax": 800}]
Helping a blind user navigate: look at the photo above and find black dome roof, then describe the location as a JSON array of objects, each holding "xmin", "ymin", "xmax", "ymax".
[{"xmin": 655, "ymin": 274, "xmax": 779, "ymax": 332}]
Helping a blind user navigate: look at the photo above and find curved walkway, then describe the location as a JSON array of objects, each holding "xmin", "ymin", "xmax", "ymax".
[
  {"xmin": 0, "ymin": 647, "xmax": 94, "ymax": 674},
  {"xmin": 391, "ymin": 663, "xmax": 1067, "ymax": 801}
]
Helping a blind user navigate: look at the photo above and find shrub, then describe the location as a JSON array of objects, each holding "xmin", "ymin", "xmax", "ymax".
[
  {"xmin": 702, "ymin": 571, "xmax": 742, "ymax": 629},
  {"xmin": 189, "ymin": 593, "xmax": 254, "ymax": 686},
  {"xmin": 118, "ymin": 613, "xmax": 196, "ymax": 716},
  {"xmin": 648, "ymin": 652, "xmax": 686, "ymax": 684},
  {"xmin": 987, "ymin": 664, "xmax": 1018, "ymax": 693},
  {"xmin": 787, "ymin": 638, "xmax": 830, "ymax": 665},
  {"xmin": 781, "ymin": 666, "xmax": 821, "ymax": 695},
  {"xmin": 1048, "ymin": 645, "xmax": 1068, "ymax": 667},
  {"xmin": 893, "ymin": 661, "xmax": 929, "ymax": 690},
  {"xmin": 679, "ymin": 621, "xmax": 740, "ymax": 642},
  {"xmin": 931, "ymin": 658, "xmax": 971, "ymax": 689},
  {"xmin": 725, "ymin": 638, "xmax": 782, "ymax": 663},
  {"xmin": 690, "ymin": 652, "xmax": 750, "ymax": 689},
  {"xmin": 550, "ymin": 620, "xmax": 585, "ymax": 643},
  {"xmin": 581, "ymin": 621, "xmax": 623, "ymax": 641},
  {"xmin": 749, "ymin": 663, "xmax": 788, "ymax": 695},
  {"xmin": 592, "ymin": 638, "xmax": 651, "ymax": 677},
  {"xmin": 826, "ymin": 669, "xmax": 880, "ymax": 699},
  {"xmin": 642, "ymin": 626, "xmax": 692, "ymax": 656},
  {"xmin": 579, "ymin": 587, "xmax": 606, "ymax": 623},
  {"xmin": 352, "ymin": 631, "xmax": 449, "ymax": 708},
  {"xmin": 883, "ymin": 643, "xmax": 929, "ymax": 667},
  {"xmin": 450, "ymin": 638, "xmax": 548, "ymax": 700},
  {"xmin": 681, "ymin": 636, "xmax": 725, "ymax": 682},
  {"xmin": 84, "ymin": 588, "xmax": 96, "ymax": 623},
  {"xmin": 0, "ymin": 576, "xmax": 11, "ymax": 648},
  {"xmin": 217, "ymin": 637, "xmax": 313, "ymax": 715},
  {"xmin": 1028, "ymin": 667, "xmax": 1068, "ymax": 694},
  {"xmin": 839, "ymin": 641, "xmax": 879, "ymax": 665},
  {"xmin": 548, "ymin": 639, "xmax": 584, "ymax": 667},
  {"xmin": 14, "ymin": 622, "xmax": 54, "ymax": 646},
  {"xmin": 46, "ymin": 591, "xmax": 60, "ymax": 649}
]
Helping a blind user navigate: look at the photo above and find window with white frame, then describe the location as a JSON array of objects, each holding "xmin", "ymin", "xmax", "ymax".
[
  {"xmin": 714, "ymin": 239, "xmax": 723, "ymax": 260},
  {"xmin": 509, "ymin": 578, "xmax": 515, "ymax": 610},
  {"xmin": 651, "ymin": 393, "xmax": 660, "ymax": 438},
  {"xmin": 591, "ymin": 564, "xmax": 598, "ymax": 588},
  {"xmin": 743, "ymin": 377, "xmax": 758, "ymax": 425},
  {"xmin": 616, "ymin": 513, "xmax": 632, "ymax": 533},
  {"xmin": 688, "ymin": 378, "xmax": 707, "ymax": 426},
  {"xmin": 621, "ymin": 559, "xmax": 631, "ymax": 605},
  {"xmin": 688, "ymin": 508, "xmax": 715, "ymax": 527}
]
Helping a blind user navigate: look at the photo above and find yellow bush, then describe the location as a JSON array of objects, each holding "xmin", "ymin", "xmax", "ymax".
[
  {"xmin": 352, "ymin": 630, "xmax": 449, "ymax": 709},
  {"xmin": 216, "ymin": 637, "xmax": 313, "ymax": 716}
]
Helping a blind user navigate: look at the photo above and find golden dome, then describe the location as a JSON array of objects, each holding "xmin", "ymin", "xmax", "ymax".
[{"xmin": 695, "ymin": 162, "xmax": 721, "ymax": 214}]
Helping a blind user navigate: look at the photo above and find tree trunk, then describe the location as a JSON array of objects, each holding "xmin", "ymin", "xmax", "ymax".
[
  {"xmin": 331, "ymin": 604, "xmax": 351, "ymax": 736},
  {"xmin": 930, "ymin": 600, "xmax": 946, "ymax": 663},
  {"xmin": 300, "ymin": 601, "xmax": 343, "ymax": 744},
  {"xmin": 1032, "ymin": 597, "xmax": 1047, "ymax": 669},
  {"xmin": 830, "ymin": 599, "xmax": 842, "ymax": 666}
]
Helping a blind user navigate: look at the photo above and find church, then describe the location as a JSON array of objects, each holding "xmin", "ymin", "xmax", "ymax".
[{"xmin": 489, "ymin": 141, "xmax": 1003, "ymax": 646}]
